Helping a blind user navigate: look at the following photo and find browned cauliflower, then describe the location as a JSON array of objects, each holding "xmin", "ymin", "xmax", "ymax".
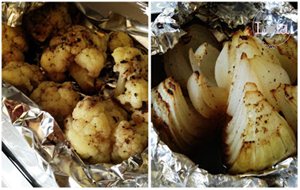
[
  {"xmin": 24, "ymin": 3, "xmax": 71, "ymax": 42},
  {"xmin": 68, "ymin": 64, "xmax": 95, "ymax": 92},
  {"xmin": 112, "ymin": 47, "xmax": 147, "ymax": 79},
  {"xmin": 131, "ymin": 109, "xmax": 148, "ymax": 124},
  {"xmin": 30, "ymin": 81, "xmax": 80, "ymax": 123},
  {"xmin": 111, "ymin": 120, "xmax": 148, "ymax": 163},
  {"xmin": 112, "ymin": 47, "xmax": 148, "ymax": 95},
  {"xmin": 2, "ymin": 61, "xmax": 44, "ymax": 94},
  {"xmin": 40, "ymin": 25, "xmax": 108, "ymax": 92},
  {"xmin": 108, "ymin": 31, "xmax": 134, "ymax": 52},
  {"xmin": 117, "ymin": 78, "xmax": 148, "ymax": 109},
  {"xmin": 2, "ymin": 24, "xmax": 28, "ymax": 66},
  {"xmin": 64, "ymin": 96, "xmax": 128, "ymax": 164}
]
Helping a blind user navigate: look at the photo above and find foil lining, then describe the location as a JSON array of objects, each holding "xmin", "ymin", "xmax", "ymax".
[
  {"xmin": 75, "ymin": 2, "xmax": 148, "ymax": 49},
  {"xmin": 2, "ymin": 2, "xmax": 44, "ymax": 27},
  {"xmin": 151, "ymin": 2, "xmax": 298, "ymax": 55},
  {"xmin": 2, "ymin": 2, "xmax": 148, "ymax": 187},
  {"xmin": 151, "ymin": 127, "xmax": 297, "ymax": 187},
  {"xmin": 2, "ymin": 83, "xmax": 148, "ymax": 187}
]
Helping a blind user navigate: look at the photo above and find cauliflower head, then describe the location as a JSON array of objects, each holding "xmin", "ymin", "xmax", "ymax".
[
  {"xmin": 117, "ymin": 78, "xmax": 148, "ymax": 109},
  {"xmin": 30, "ymin": 81, "xmax": 80, "ymax": 123},
  {"xmin": 112, "ymin": 47, "xmax": 148, "ymax": 96},
  {"xmin": 2, "ymin": 24, "xmax": 28, "ymax": 65},
  {"xmin": 24, "ymin": 3, "xmax": 72, "ymax": 42},
  {"xmin": 112, "ymin": 47, "xmax": 148, "ymax": 80},
  {"xmin": 2, "ymin": 61, "xmax": 44, "ymax": 94},
  {"xmin": 64, "ymin": 96, "xmax": 127, "ymax": 164},
  {"xmin": 131, "ymin": 110, "xmax": 148, "ymax": 124},
  {"xmin": 40, "ymin": 25, "xmax": 108, "ymax": 91},
  {"xmin": 68, "ymin": 64, "xmax": 95, "ymax": 93},
  {"xmin": 108, "ymin": 31, "xmax": 134, "ymax": 52},
  {"xmin": 112, "ymin": 120, "xmax": 148, "ymax": 163}
]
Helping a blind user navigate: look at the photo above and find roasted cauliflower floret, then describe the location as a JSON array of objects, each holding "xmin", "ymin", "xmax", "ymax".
[
  {"xmin": 68, "ymin": 64, "xmax": 95, "ymax": 92},
  {"xmin": 108, "ymin": 31, "xmax": 134, "ymax": 52},
  {"xmin": 112, "ymin": 47, "xmax": 148, "ymax": 95},
  {"xmin": 40, "ymin": 44, "xmax": 72, "ymax": 76},
  {"xmin": 2, "ymin": 24, "xmax": 28, "ymax": 65},
  {"xmin": 40, "ymin": 25, "xmax": 108, "ymax": 91},
  {"xmin": 112, "ymin": 47, "xmax": 147, "ymax": 79},
  {"xmin": 24, "ymin": 3, "xmax": 71, "ymax": 42},
  {"xmin": 74, "ymin": 48, "xmax": 106, "ymax": 78},
  {"xmin": 132, "ymin": 110, "xmax": 148, "ymax": 124},
  {"xmin": 117, "ymin": 79, "xmax": 148, "ymax": 109},
  {"xmin": 112, "ymin": 121, "xmax": 148, "ymax": 163},
  {"xmin": 30, "ymin": 81, "xmax": 80, "ymax": 123},
  {"xmin": 64, "ymin": 97, "xmax": 127, "ymax": 164},
  {"xmin": 2, "ymin": 61, "xmax": 44, "ymax": 94}
]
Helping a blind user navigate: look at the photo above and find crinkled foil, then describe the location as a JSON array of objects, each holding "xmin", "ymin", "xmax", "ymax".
[
  {"xmin": 2, "ymin": 2, "xmax": 44, "ymax": 27},
  {"xmin": 151, "ymin": 2, "xmax": 297, "ymax": 55},
  {"xmin": 151, "ymin": 126, "xmax": 297, "ymax": 187},
  {"xmin": 75, "ymin": 2, "xmax": 148, "ymax": 49},
  {"xmin": 2, "ymin": 83, "xmax": 148, "ymax": 187},
  {"xmin": 2, "ymin": 2, "xmax": 148, "ymax": 187}
]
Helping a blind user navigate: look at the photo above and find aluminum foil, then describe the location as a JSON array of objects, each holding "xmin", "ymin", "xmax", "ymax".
[
  {"xmin": 151, "ymin": 2, "xmax": 297, "ymax": 187},
  {"xmin": 151, "ymin": 2, "xmax": 298, "ymax": 55},
  {"xmin": 1, "ymin": 2, "xmax": 44, "ymax": 27},
  {"xmin": 151, "ymin": 126, "xmax": 297, "ymax": 187},
  {"xmin": 75, "ymin": 2, "xmax": 148, "ymax": 49},
  {"xmin": 2, "ymin": 83, "xmax": 148, "ymax": 187},
  {"xmin": 2, "ymin": 2, "xmax": 148, "ymax": 187}
]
